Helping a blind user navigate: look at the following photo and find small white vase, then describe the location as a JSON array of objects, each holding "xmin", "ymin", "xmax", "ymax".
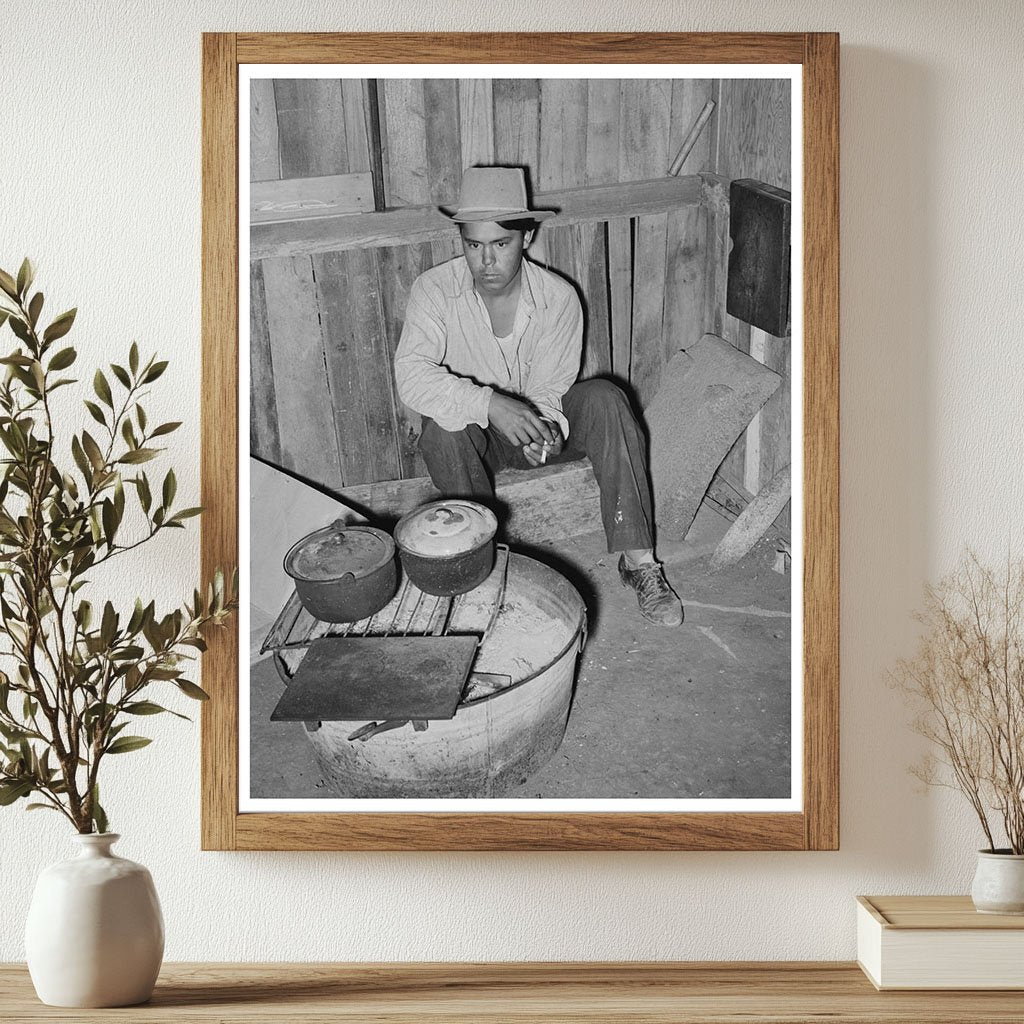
[
  {"xmin": 25, "ymin": 833, "xmax": 164, "ymax": 1007},
  {"xmin": 971, "ymin": 849, "xmax": 1024, "ymax": 915}
]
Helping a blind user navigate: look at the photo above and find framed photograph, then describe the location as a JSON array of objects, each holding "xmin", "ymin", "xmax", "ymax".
[{"xmin": 201, "ymin": 32, "xmax": 838, "ymax": 850}]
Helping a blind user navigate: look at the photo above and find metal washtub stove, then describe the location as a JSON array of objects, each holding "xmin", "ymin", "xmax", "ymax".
[{"xmin": 261, "ymin": 545, "xmax": 587, "ymax": 798}]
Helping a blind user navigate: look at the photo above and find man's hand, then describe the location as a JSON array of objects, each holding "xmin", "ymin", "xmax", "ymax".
[
  {"xmin": 522, "ymin": 419, "xmax": 564, "ymax": 466},
  {"xmin": 487, "ymin": 393, "xmax": 548, "ymax": 447}
]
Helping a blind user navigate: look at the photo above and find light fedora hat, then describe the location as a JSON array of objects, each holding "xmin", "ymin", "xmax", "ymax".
[{"xmin": 440, "ymin": 167, "xmax": 556, "ymax": 223}]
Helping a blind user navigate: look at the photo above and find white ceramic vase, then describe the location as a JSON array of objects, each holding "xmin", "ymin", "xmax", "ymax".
[
  {"xmin": 971, "ymin": 850, "xmax": 1024, "ymax": 915},
  {"xmin": 25, "ymin": 833, "xmax": 164, "ymax": 1007}
]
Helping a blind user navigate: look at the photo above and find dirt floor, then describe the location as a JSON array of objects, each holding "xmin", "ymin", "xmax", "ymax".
[{"xmin": 248, "ymin": 506, "xmax": 792, "ymax": 801}]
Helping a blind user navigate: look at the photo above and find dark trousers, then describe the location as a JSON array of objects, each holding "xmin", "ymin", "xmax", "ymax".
[{"xmin": 418, "ymin": 379, "xmax": 654, "ymax": 553}]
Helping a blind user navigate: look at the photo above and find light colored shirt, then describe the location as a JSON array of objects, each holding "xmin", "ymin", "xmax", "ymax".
[{"xmin": 394, "ymin": 255, "xmax": 583, "ymax": 439}]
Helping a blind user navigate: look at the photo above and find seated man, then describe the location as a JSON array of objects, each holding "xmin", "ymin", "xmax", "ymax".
[{"xmin": 394, "ymin": 167, "xmax": 682, "ymax": 627}]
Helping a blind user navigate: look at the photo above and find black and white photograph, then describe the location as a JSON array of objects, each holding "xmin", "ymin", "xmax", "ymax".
[{"xmin": 242, "ymin": 66, "xmax": 800, "ymax": 808}]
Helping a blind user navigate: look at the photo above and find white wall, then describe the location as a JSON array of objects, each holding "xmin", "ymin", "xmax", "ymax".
[{"xmin": 2, "ymin": 0, "xmax": 1022, "ymax": 961}]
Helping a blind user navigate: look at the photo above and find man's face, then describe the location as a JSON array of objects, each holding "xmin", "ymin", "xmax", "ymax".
[{"xmin": 460, "ymin": 221, "xmax": 533, "ymax": 296}]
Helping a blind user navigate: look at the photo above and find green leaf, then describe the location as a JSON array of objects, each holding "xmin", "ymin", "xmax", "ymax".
[
  {"xmin": 27, "ymin": 291, "xmax": 43, "ymax": 328},
  {"xmin": 142, "ymin": 360, "xmax": 168, "ymax": 383},
  {"xmin": 91, "ymin": 785, "xmax": 108, "ymax": 834},
  {"xmin": 136, "ymin": 404, "xmax": 147, "ymax": 432},
  {"xmin": 81, "ymin": 431, "xmax": 105, "ymax": 472},
  {"xmin": 84, "ymin": 400, "xmax": 106, "ymax": 427},
  {"xmin": 168, "ymin": 507, "xmax": 203, "ymax": 524},
  {"xmin": 162, "ymin": 468, "xmax": 176, "ymax": 508},
  {"xmin": 93, "ymin": 369, "xmax": 113, "ymax": 408},
  {"xmin": 0, "ymin": 310, "xmax": 9, "ymax": 331},
  {"xmin": 8, "ymin": 317, "xmax": 31, "ymax": 344},
  {"xmin": 0, "ymin": 269, "xmax": 18, "ymax": 300},
  {"xmin": 71, "ymin": 435, "xmax": 92, "ymax": 482},
  {"xmin": 124, "ymin": 700, "xmax": 172, "ymax": 716},
  {"xmin": 175, "ymin": 679, "xmax": 210, "ymax": 701},
  {"xmin": 42, "ymin": 308, "xmax": 76, "ymax": 343},
  {"xmin": 121, "ymin": 418, "xmax": 137, "ymax": 449},
  {"xmin": 110, "ymin": 363, "xmax": 131, "ymax": 388},
  {"xmin": 26, "ymin": 803, "xmax": 61, "ymax": 813},
  {"xmin": 118, "ymin": 448, "xmax": 157, "ymax": 465},
  {"xmin": 105, "ymin": 735, "xmax": 152, "ymax": 755},
  {"xmin": 149, "ymin": 421, "xmax": 181, "ymax": 438},
  {"xmin": 47, "ymin": 346, "xmax": 76, "ymax": 371},
  {"xmin": 0, "ymin": 779, "xmax": 33, "ymax": 805},
  {"xmin": 129, "ymin": 342, "xmax": 139, "ymax": 375},
  {"xmin": 135, "ymin": 473, "xmax": 152, "ymax": 513},
  {"xmin": 100, "ymin": 601, "xmax": 117, "ymax": 647},
  {"xmin": 16, "ymin": 258, "xmax": 34, "ymax": 298},
  {"xmin": 101, "ymin": 498, "xmax": 117, "ymax": 546}
]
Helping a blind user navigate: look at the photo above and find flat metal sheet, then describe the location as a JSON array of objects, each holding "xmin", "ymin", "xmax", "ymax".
[{"xmin": 270, "ymin": 635, "xmax": 478, "ymax": 723}]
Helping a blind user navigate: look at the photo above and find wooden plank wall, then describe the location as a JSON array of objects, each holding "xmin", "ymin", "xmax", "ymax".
[
  {"xmin": 250, "ymin": 76, "xmax": 787, "ymax": 499},
  {"xmin": 704, "ymin": 78, "xmax": 792, "ymax": 503}
]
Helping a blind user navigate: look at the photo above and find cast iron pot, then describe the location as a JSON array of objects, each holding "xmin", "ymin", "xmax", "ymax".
[
  {"xmin": 394, "ymin": 500, "xmax": 498, "ymax": 597},
  {"xmin": 283, "ymin": 522, "xmax": 397, "ymax": 623}
]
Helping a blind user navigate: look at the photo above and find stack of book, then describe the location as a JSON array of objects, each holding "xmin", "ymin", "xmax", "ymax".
[{"xmin": 857, "ymin": 895, "xmax": 1024, "ymax": 990}]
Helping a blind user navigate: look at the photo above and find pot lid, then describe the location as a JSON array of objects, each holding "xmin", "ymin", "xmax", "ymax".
[
  {"xmin": 285, "ymin": 524, "xmax": 394, "ymax": 582},
  {"xmin": 395, "ymin": 501, "xmax": 497, "ymax": 558}
]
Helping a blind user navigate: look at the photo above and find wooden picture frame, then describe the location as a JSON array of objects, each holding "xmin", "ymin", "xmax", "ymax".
[{"xmin": 201, "ymin": 32, "xmax": 838, "ymax": 851}]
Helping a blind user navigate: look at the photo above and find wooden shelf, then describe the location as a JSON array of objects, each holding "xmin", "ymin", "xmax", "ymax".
[{"xmin": 3, "ymin": 962, "xmax": 1023, "ymax": 1022}]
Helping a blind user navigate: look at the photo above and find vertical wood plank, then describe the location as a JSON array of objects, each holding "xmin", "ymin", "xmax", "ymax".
[
  {"xmin": 249, "ymin": 261, "xmax": 280, "ymax": 464},
  {"xmin": 744, "ymin": 327, "xmax": 768, "ymax": 495},
  {"xmin": 378, "ymin": 244, "xmax": 431, "ymax": 479},
  {"xmin": 315, "ymin": 250, "xmax": 403, "ymax": 484},
  {"xmin": 424, "ymin": 79, "xmax": 462, "ymax": 268},
  {"xmin": 664, "ymin": 79, "xmax": 711, "ymax": 355},
  {"xmin": 760, "ymin": 331, "xmax": 792, "ymax": 532},
  {"xmin": 714, "ymin": 78, "xmax": 791, "ymax": 188},
  {"xmin": 341, "ymin": 78, "xmax": 371, "ymax": 173},
  {"xmin": 273, "ymin": 79, "xmax": 349, "ymax": 177},
  {"xmin": 494, "ymin": 79, "xmax": 542, "ymax": 259},
  {"xmin": 609, "ymin": 219, "xmax": 633, "ymax": 379},
  {"xmin": 539, "ymin": 79, "xmax": 588, "ymax": 190},
  {"xmin": 200, "ymin": 31, "xmax": 238, "ymax": 851},
  {"xmin": 580, "ymin": 80, "xmax": 619, "ymax": 379},
  {"xmin": 493, "ymin": 79, "xmax": 540, "ymax": 172},
  {"xmin": 249, "ymin": 79, "xmax": 280, "ymax": 182},
  {"xmin": 261, "ymin": 256, "xmax": 344, "ymax": 489},
  {"xmin": 459, "ymin": 78, "xmax": 495, "ymax": 168},
  {"xmin": 381, "ymin": 78, "xmax": 429, "ymax": 206},
  {"xmin": 621, "ymin": 79, "xmax": 671, "ymax": 407}
]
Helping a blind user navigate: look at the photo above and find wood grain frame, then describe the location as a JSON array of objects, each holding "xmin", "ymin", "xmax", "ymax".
[{"xmin": 201, "ymin": 32, "xmax": 839, "ymax": 851}]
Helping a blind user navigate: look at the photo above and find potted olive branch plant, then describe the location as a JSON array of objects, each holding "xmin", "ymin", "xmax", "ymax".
[
  {"xmin": 894, "ymin": 551, "xmax": 1024, "ymax": 914},
  {"xmin": 0, "ymin": 258, "xmax": 236, "ymax": 1007}
]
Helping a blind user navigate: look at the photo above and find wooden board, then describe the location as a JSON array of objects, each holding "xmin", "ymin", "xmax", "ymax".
[
  {"xmin": 337, "ymin": 459, "xmax": 603, "ymax": 544},
  {"xmin": 621, "ymin": 80, "xmax": 672, "ymax": 407},
  {"xmin": 663, "ymin": 79, "xmax": 712, "ymax": 355},
  {"xmin": 377, "ymin": 242, "xmax": 431, "ymax": 479},
  {"xmin": 714, "ymin": 77, "xmax": 792, "ymax": 188},
  {"xmin": 251, "ymin": 176, "xmax": 702, "ymax": 259},
  {"xmin": 459, "ymin": 78, "xmax": 494, "ymax": 167},
  {"xmin": 260, "ymin": 256, "xmax": 343, "ymax": 489},
  {"xmin": 6, "ymin": 961, "xmax": 1024, "ymax": 1022},
  {"xmin": 381, "ymin": 78, "xmax": 428, "ymax": 206},
  {"xmin": 313, "ymin": 248, "xmax": 403, "ymax": 485},
  {"xmin": 248, "ymin": 261, "xmax": 280, "ymax": 464},
  {"xmin": 340, "ymin": 79, "xmax": 371, "ymax": 173},
  {"xmin": 249, "ymin": 79, "xmax": 280, "ymax": 182},
  {"xmin": 273, "ymin": 78, "xmax": 349, "ymax": 178},
  {"xmin": 250, "ymin": 172, "xmax": 374, "ymax": 224}
]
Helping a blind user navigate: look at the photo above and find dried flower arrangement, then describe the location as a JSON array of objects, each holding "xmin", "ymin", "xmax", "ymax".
[{"xmin": 894, "ymin": 551, "xmax": 1024, "ymax": 854}]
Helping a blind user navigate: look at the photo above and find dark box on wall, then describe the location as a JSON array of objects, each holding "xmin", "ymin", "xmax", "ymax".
[{"xmin": 727, "ymin": 178, "xmax": 791, "ymax": 338}]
